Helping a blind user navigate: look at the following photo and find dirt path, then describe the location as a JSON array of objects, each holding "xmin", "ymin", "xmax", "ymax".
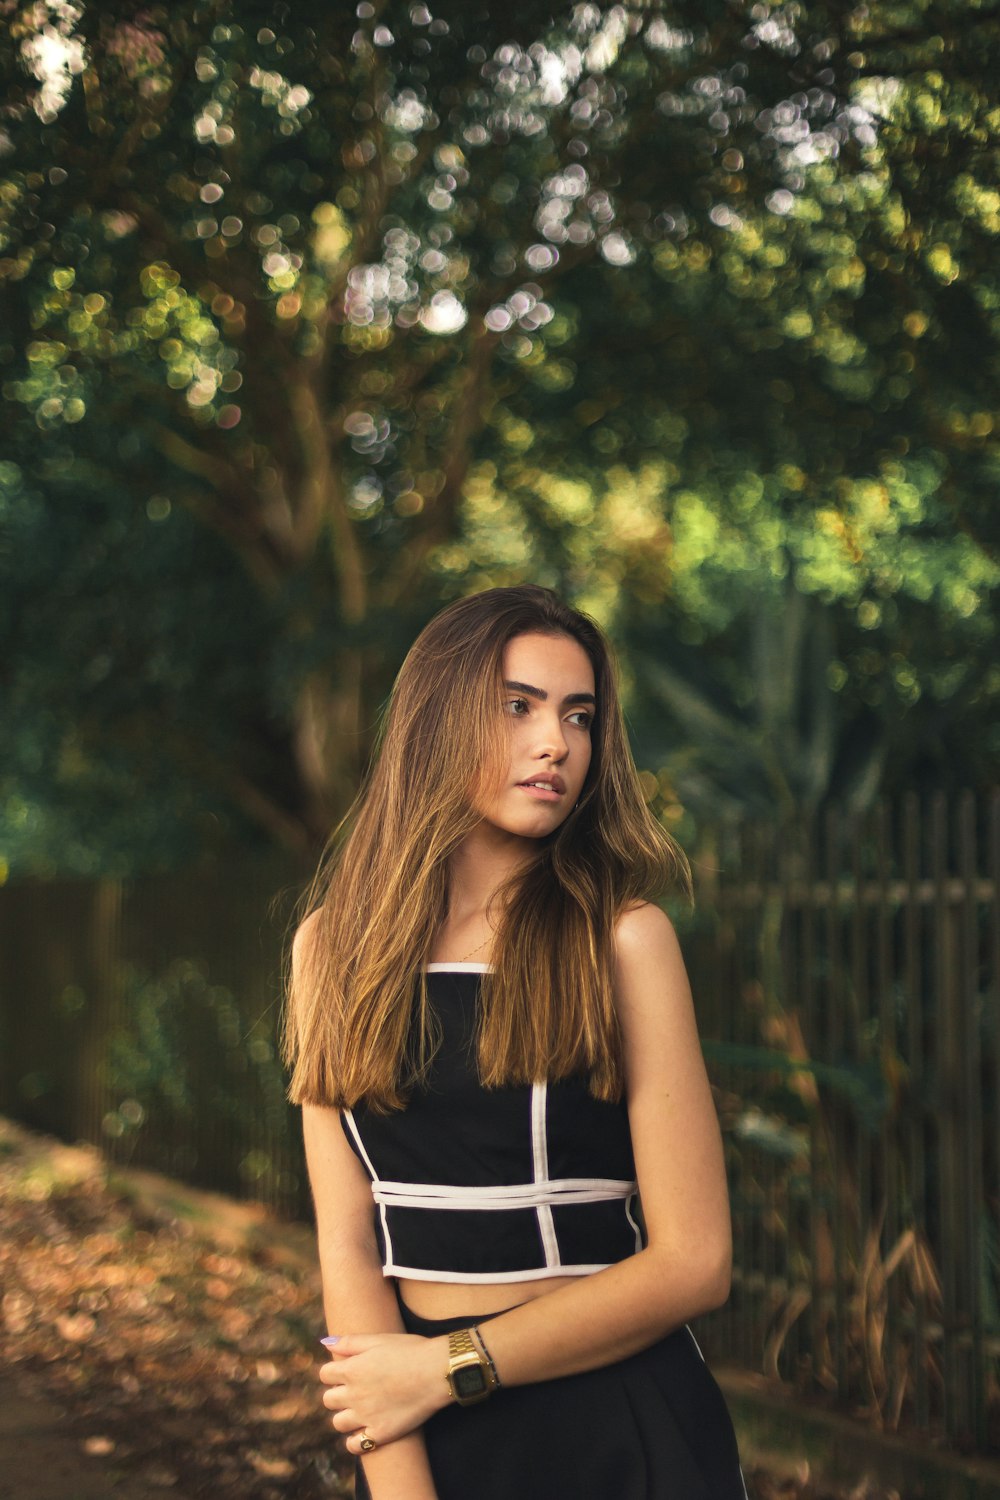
[
  {"xmin": 0, "ymin": 1118, "xmax": 349, "ymax": 1500},
  {"xmin": 0, "ymin": 1376, "xmax": 195, "ymax": 1500}
]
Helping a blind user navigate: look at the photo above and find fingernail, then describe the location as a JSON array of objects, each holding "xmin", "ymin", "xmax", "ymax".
[{"xmin": 320, "ymin": 1336, "xmax": 340, "ymax": 1347}]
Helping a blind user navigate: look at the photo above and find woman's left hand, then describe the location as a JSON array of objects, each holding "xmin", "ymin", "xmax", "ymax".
[{"xmin": 319, "ymin": 1332, "xmax": 451, "ymax": 1454}]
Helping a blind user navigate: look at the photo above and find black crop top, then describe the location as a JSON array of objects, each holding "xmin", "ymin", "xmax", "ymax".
[{"xmin": 341, "ymin": 964, "xmax": 642, "ymax": 1284}]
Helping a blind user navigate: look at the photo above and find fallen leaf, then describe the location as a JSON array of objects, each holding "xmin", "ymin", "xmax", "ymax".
[
  {"xmin": 56, "ymin": 1312, "xmax": 96, "ymax": 1342},
  {"xmin": 144, "ymin": 1466, "xmax": 179, "ymax": 1487},
  {"xmin": 247, "ymin": 1450, "xmax": 297, "ymax": 1479},
  {"xmin": 83, "ymin": 1435, "xmax": 115, "ymax": 1456},
  {"xmin": 2, "ymin": 1292, "xmax": 33, "ymax": 1334}
]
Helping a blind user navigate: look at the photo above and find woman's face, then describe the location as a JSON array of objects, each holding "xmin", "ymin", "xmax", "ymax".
[{"xmin": 473, "ymin": 630, "xmax": 596, "ymax": 841}]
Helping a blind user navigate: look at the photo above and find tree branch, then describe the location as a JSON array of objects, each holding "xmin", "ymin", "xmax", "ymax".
[
  {"xmin": 381, "ymin": 325, "xmax": 500, "ymax": 608},
  {"xmin": 146, "ymin": 420, "xmax": 286, "ymax": 593},
  {"xmin": 287, "ymin": 376, "xmax": 367, "ymax": 622}
]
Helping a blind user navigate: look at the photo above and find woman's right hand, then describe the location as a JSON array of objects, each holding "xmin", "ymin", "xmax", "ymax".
[{"xmin": 320, "ymin": 1330, "xmax": 451, "ymax": 1452}]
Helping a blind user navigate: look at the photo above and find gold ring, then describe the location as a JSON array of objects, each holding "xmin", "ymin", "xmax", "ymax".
[{"xmin": 359, "ymin": 1430, "xmax": 376, "ymax": 1453}]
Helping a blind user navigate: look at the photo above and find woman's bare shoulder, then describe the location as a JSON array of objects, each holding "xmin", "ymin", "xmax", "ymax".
[
  {"xmin": 612, "ymin": 902, "xmax": 689, "ymax": 1028},
  {"xmin": 292, "ymin": 907, "xmax": 325, "ymax": 974},
  {"xmin": 614, "ymin": 901, "xmax": 679, "ymax": 957}
]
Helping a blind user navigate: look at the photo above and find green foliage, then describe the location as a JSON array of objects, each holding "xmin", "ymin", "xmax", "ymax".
[
  {"xmin": 108, "ymin": 957, "xmax": 294, "ymax": 1195},
  {"xmin": 0, "ymin": 445, "xmax": 280, "ymax": 874},
  {"xmin": 704, "ymin": 1040, "xmax": 890, "ymax": 1127},
  {"xmin": 1, "ymin": 1, "xmax": 997, "ymax": 872}
]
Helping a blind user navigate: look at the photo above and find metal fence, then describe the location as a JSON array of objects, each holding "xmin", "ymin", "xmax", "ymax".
[
  {"xmin": 687, "ymin": 789, "xmax": 1000, "ymax": 1451},
  {"xmin": 0, "ymin": 790, "xmax": 997, "ymax": 1450}
]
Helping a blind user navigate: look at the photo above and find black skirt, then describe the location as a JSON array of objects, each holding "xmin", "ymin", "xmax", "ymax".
[{"xmin": 355, "ymin": 1296, "xmax": 746, "ymax": 1500}]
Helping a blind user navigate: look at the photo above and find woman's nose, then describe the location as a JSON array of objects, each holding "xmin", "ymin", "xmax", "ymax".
[{"xmin": 535, "ymin": 714, "xmax": 568, "ymax": 761}]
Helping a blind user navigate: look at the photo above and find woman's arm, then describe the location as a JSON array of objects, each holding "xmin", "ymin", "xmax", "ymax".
[
  {"xmin": 326, "ymin": 903, "xmax": 732, "ymax": 1453},
  {"xmin": 443, "ymin": 901, "xmax": 732, "ymax": 1380},
  {"xmin": 295, "ymin": 915, "xmax": 440, "ymax": 1499},
  {"xmin": 305, "ymin": 1104, "xmax": 440, "ymax": 1500}
]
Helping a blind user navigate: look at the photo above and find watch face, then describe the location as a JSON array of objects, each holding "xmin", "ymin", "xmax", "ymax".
[{"xmin": 454, "ymin": 1363, "xmax": 488, "ymax": 1399}]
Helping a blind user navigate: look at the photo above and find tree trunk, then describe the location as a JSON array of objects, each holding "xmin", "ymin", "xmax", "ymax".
[{"xmin": 292, "ymin": 648, "xmax": 369, "ymax": 845}]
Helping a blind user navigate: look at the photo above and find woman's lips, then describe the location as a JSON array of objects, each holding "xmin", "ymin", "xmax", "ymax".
[{"xmin": 517, "ymin": 781, "xmax": 563, "ymax": 801}]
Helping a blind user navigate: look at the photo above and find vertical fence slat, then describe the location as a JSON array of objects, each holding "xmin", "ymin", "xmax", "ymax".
[
  {"xmin": 933, "ymin": 791, "xmax": 963, "ymax": 1439},
  {"xmin": 959, "ymin": 790, "xmax": 985, "ymax": 1444},
  {"xmin": 991, "ymin": 791, "xmax": 1000, "ymax": 1456},
  {"xmin": 992, "ymin": 791, "xmax": 1000, "ymax": 1447},
  {"xmin": 823, "ymin": 804, "xmax": 849, "ymax": 1400},
  {"xmin": 849, "ymin": 807, "xmax": 874, "ymax": 1411},
  {"xmin": 742, "ymin": 814, "xmax": 762, "ymax": 1374},
  {"xmin": 875, "ymin": 799, "xmax": 902, "ymax": 1421},
  {"xmin": 903, "ymin": 789, "xmax": 930, "ymax": 1430},
  {"xmin": 799, "ymin": 813, "xmax": 824, "ymax": 1390},
  {"xmin": 777, "ymin": 816, "xmax": 794, "ymax": 1373}
]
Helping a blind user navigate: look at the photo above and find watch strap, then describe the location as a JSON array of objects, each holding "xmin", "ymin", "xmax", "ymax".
[{"xmin": 448, "ymin": 1328, "xmax": 480, "ymax": 1361}]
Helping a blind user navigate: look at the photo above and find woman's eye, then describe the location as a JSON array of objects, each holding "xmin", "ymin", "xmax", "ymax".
[
  {"xmin": 505, "ymin": 697, "xmax": 530, "ymax": 716},
  {"xmin": 568, "ymin": 711, "xmax": 592, "ymax": 729}
]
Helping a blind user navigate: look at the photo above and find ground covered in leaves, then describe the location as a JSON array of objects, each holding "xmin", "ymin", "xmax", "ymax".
[
  {"xmin": 0, "ymin": 1117, "xmax": 896, "ymax": 1500},
  {"xmin": 0, "ymin": 1118, "xmax": 347, "ymax": 1499}
]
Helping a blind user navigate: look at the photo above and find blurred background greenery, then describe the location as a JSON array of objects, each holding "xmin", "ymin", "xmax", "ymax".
[{"xmin": 1, "ymin": 0, "xmax": 997, "ymax": 880}]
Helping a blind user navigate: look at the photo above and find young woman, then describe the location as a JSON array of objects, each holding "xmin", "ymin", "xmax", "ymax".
[{"xmin": 284, "ymin": 586, "xmax": 746, "ymax": 1500}]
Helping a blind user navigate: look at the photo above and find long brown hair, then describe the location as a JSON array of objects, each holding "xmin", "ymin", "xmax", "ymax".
[{"xmin": 283, "ymin": 586, "xmax": 690, "ymax": 1111}]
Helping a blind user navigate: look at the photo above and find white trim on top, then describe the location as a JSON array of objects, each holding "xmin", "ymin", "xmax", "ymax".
[
  {"xmin": 530, "ymin": 1081, "xmax": 561, "ymax": 1268},
  {"xmin": 624, "ymin": 1192, "xmax": 644, "ymax": 1254},
  {"xmin": 342, "ymin": 1108, "xmax": 394, "ymax": 1266},
  {"xmin": 384, "ymin": 1260, "xmax": 614, "ymax": 1284},
  {"xmin": 371, "ymin": 1176, "xmax": 636, "ymax": 1210},
  {"xmin": 424, "ymin": 962, "xmax": 493, "ymax": 973},
  {"xmin": 685, "ymin": 1323, "xmax": 706, "ymax": 1362}
]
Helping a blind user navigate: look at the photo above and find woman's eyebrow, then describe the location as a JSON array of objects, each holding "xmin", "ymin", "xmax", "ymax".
[{"xmin": 504, "ymin": 679, "xmax": 597, "ymax": 707}]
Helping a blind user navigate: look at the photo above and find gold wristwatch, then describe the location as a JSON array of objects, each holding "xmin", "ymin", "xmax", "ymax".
[{"xmin": 445, "ymin": 1328, "xmax": 495, "ymax": 1405}]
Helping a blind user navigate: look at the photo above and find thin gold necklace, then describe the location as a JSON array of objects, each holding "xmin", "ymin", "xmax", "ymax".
[{"xmin": 454, "ymin": 929, "xmax": 494, "ymax": 963}]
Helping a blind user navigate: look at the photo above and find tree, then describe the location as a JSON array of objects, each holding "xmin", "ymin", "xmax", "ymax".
[{"xmin": 1, "ymin": 0, "xmax": 998, "ymax": 872}]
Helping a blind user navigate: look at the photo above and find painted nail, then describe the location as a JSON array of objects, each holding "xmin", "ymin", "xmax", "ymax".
[{"xmin": 319, "ymin": 1336, "xmax": 340, "ymax": 1347}]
